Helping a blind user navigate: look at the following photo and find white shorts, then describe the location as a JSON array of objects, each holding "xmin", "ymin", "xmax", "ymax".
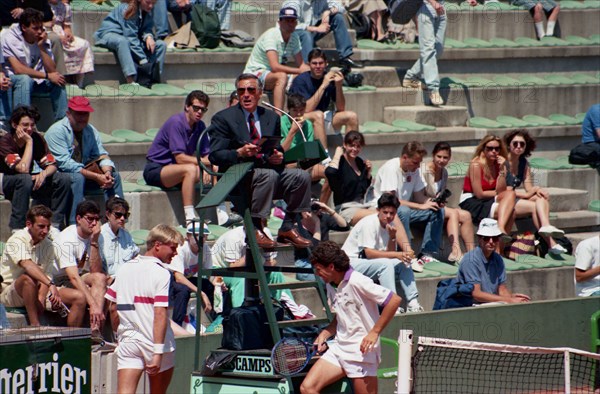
[
  {"xmin": 116, "ymin": 341, "xmax": 175, "ymax": 372},
  {"xmin": 319, "ymin": 342, "xmax": 378, "ymax": 378}
]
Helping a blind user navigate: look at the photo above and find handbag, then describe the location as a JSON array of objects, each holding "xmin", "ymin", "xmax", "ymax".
[
  {"xmin": 389, "ymin": 0, "xmax": 424, "ymax": 25},
  {"xmin": 507, "ymin": 232, "xmax": 536, "ymax": 260}
]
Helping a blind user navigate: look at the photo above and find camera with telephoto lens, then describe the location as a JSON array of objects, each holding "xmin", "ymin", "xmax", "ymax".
[{"xmin": 431, "ymin": 189, "xmax": 452, "ymax": 205}]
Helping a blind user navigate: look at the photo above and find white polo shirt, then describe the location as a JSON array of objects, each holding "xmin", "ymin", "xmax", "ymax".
[
  {"xmin": 373, "ymin": 157, "xmax": 425, "ymax": 201},
  {"xmin": 575, "ymin": 236, "xmax": 600, "ymax": 297}
]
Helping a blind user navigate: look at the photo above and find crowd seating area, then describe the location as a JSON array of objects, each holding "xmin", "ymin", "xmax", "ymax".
[{"xmin": 2, "ymin": 0, "xmax": 599, "ymax": 327}]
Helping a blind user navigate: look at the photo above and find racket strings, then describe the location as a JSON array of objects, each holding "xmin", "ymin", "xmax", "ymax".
[{"xmin": 273, "ymin": 342, "xmax": 310, "ymax": 374}]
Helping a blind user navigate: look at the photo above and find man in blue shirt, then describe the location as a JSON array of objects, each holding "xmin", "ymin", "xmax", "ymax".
[
  {"xmin": 569, "ymin": 104, "xmax": 600, "ymax": 174},
  {"xmin": 457, "ymin": 218, "xmax": 530, "ymax": 304}
]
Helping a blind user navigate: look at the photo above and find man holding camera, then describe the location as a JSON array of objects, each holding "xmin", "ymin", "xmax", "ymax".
[
  {"xmin": 373, "ymin": 141, "xmax": 444, "ymax": 272},
  {"xmin": 289, "ymin": 48, "xmax": 358, "ymax": 152}
]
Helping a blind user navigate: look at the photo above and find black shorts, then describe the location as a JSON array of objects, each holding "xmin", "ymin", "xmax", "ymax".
[{"xmin": 143, "ymin": 161, "xmax": 165, "ymax": 188}]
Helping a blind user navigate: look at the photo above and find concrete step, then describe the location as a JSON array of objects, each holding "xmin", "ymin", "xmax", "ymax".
[
  {"xmin": 383, "ymin": 105, "xmax": 469, "ymax": 127},
  {"xmin": 551, "ymin": 210, "xmax": 600, "ymax": 233}
]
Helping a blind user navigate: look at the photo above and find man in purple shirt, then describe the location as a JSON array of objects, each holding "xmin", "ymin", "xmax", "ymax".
[{"xmin": 143, "ymin": 90, "xmax": 209, "ymax": 224}]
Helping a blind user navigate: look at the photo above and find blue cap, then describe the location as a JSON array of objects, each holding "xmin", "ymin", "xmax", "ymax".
[{"xmin": 279, "ymin": 7, "xmax": 298, "ymax": 19}]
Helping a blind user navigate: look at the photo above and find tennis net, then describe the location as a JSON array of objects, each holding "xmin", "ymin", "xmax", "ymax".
[{"xmin": 405, "ymin": 334, "xmax": 600, "ymax": 393}]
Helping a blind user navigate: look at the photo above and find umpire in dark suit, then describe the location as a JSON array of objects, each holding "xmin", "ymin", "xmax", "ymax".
[{"xmin": 208, "ymin": 73, "xmax": 311, "ymax": 249}]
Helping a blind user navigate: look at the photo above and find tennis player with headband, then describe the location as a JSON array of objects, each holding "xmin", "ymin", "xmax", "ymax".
[{"xmin": 300, "ymin": 241, "xmax": 401, "ymax": 394}]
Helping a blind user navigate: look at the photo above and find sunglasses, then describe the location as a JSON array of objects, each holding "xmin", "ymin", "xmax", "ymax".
[
  {"xmin": 82, "ymin": 215, "xmax": 100, "ymax": 223},
  {"xmin": 485, "ymin": 146, "xmax": 501, "ymax": 152},
  {"xmin": 236, "ymin": 87, "xmax": 258, "ymax": 95},
  {"xmin": 112, "ymin": 211, "xmax": 130, "ymax": 219},
  {"xmin": 191, "ymin": 105, "xmax": 208, "ymax": 113},
  {"xmin": 511, "ymin": 141, "xmax": 526, "ymax": 148},
  {"xmin": 482, "ymin": 235, "xmax": 500, "ymax": 242}
]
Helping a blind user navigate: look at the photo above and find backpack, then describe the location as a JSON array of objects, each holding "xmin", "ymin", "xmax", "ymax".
[
  {"xmin": 389, "ymin": 0, "xmax": 424, "ymax": 25},
  {"xmin": 346, "ymin": 11, "xmax": 374, "ymax": 40},
  {"xmin": 190, "ymin": 4, "xmax": 221, "ymax": 49}
]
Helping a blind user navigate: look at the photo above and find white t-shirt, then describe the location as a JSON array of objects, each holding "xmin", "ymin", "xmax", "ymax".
[
  {"xmin": 326, "ymin": 269, "xmax": 392, "ymax": 363},
  {"xmin": 52, "ymin": 224, "xmax": 94, "ymax": 277},
  {"xmin": 164, "ymin": 241, "xmax": 212, "ymax": 277},
  {"xmin": 373, "ymin": 157, "xmax": 425, "ymax": 201},
  {"xmin": 211, "ymin": 227, "xmax": 276, "ymax": 268},
  {"xmin": 105, "ymin": 255, "xmax": 175, "ymax": 352},
  {"xmin": 574, "ymin": 236, "xmax": 600, "ymax": 297},
  {"xmin": 341, "ymin": 213, "xmax": 389, "ymax": 259}
]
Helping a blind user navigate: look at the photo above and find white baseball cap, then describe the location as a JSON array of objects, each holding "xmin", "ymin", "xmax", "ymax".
[{"xmin": 476, "ymin": 218, "xmax": 502, "ymax": 237}]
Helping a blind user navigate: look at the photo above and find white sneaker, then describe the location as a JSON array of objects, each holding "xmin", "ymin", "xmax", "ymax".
[
  {"xmin": 407, "ymin": 305, "xmax": 424, "ymax": 313},
  {"xmin": 395, "ymin": 307, "xmax": 406, "ymax": 315},
  {"xmin": 429, "ymin": 91, "xmax": 444, "ymax": 106},
  {"xmin": 410, "ymin": 258, "xmax": 424, "ymax": 273},
  {"xmin": 419, "ymin": 254, "xmax": 440, "ymax": 264},
  {"xmin": 548, "ymin": 244, "xmax": 567, "ymax": 255},
  {"xmin": 538, "ymin": 225, "xmax": 565, "ymax": 239}
]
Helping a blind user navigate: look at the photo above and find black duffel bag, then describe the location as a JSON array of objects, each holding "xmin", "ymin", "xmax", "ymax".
[{"xmin": 221, "ymin": 299, "xmax": 284, "ymax": 350}]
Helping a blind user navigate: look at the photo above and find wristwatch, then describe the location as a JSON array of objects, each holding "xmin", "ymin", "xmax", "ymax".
[{"xmin": 48, "ymin": 279, "xmax": 55, "ymax": 287}]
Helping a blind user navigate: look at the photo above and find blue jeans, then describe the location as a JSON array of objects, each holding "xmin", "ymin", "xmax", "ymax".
[
  {"xmin": 350, "ymin": 257, "xmax": 419, "ymax": 303},
  {"xmin": 296, "ymin": 13, "xmax": 353, "ymax": 62},
  {"xmin": 9, "ymin": 75, "xmax": 67, "ymax": 121},
  {"xmin": 68, "ymin": 171, "xmax": 124, "ymax": 224},
  {"xmin": 0, "ymin": 89, "xmax": 10, "ymax": 125},
  {"xmin": 153, "ymin": 0, "xmax": 170, "ymax": 39},
  {"xmin": 96, "ymin": 32, "xmax": 167, "ymax": 81},
  {"xmin": 405, "ymin": 1, "xmax": 447, "ymax": 91},
  {"xmin": 168, "ymin": 0, "xmax": 232, "ymax": 30},
  {"xmin": 397, "ymin": 205, "xmax": 444, "ymax": 256}
]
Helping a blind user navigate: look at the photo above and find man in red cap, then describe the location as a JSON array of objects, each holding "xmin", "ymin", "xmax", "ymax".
[{"xmin": 45, "ymin": 96, "xmax": 123, "ymax": 224}]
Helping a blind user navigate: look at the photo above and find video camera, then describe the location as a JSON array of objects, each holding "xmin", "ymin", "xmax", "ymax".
[{"xmin": 431, "ymin": 189, "xmax": 452, "ymax": 205}]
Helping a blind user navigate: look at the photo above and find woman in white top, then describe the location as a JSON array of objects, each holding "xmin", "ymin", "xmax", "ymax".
[{"xmin": 421, "ymin": 142, "xmax": 475, "ymax": 263}]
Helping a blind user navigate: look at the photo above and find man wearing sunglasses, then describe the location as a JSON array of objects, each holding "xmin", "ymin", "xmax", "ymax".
[
  {"xmin": 144, "ymin": 90, "xmax": 210, "ymax": 225},
  {"xmin": 457, "ymin": 218, "xmax": 530, "ymax": 305},
  {"xmin": 208, "ymin": 73, "xmax": 312, "ymax": 249}
]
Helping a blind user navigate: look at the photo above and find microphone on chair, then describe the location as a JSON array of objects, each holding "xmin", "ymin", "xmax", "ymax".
[{"xmin": 261, "ymin": 101, "xmax": 307, "ymax": 142}]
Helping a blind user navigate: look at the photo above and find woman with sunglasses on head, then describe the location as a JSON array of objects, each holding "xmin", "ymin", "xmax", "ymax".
[
  {"xmin": 421, "ymin": 142, "xmax": 475, "ymax": 263},
  {"xmin": 459, "ymin": 135, "xmax": 516, "ymax": 251},
  {"xmin": 501, "ymin": 130, "xmax": 566, "ymax": 255}
]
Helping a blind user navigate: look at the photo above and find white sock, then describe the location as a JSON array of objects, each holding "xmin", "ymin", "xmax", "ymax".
[
  {"xmin": 184, "ymin": 205, "xmax": 197, "ymax": 221},
  {"xmin": 546, "ymin": 21, "xmax": 556, "ymax": 36},
  {"xmin": 408, "ymin": 299, "xmax": 421, "ymax": 308},
  {"xmin": 535, "ymin": 22, "xmax": 545, "ymax": 38}
]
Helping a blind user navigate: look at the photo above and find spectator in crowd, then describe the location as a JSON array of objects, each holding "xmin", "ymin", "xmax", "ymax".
[
  {"xmin": 342, "ymin": 192, "xmax": 422, "ymax": 311},
  {"xmin": 161, "ymin": 222, "xmax": 218, "ymax": 326},
  {"xmin": 100, "ymin": 196, "xmax": 139, "ymax": 281},
  {"xmin": 0, "ymin": 105, "xmax": 70, "ymax": 232},
  {"xmin": 459, "ymin": 135, "xmax": 516, "ymax": 252},
  {"xmin": 164, "ymin": 0, "xmax": 233, "ymax": 32},
  {"xmin": 208, "ymin": 73, "xmax": 312, "ymax": 249},
  {"xmin": 343, "ymin": 0, "xmax": 389, "ymax": 42},
  {"xmin": 402, "ymin": 0, "xmax": 476, "ymax": 106},
  {"xmin": 211, "ymin": 225, "xmax": 293, "ymax": 308},
  {"xmin": 373, "ymin": 141, "xmax": 444, "ymax": 269},
  {"xmin": 243, "ymin": 7, "xmax": 309, "ymax": 112},
  {"xmin": 420, "ymin": 142, "xmax": 474, "ymax": 263},
  {"xmin": 574, "ymin": 235, "xmax": 600, "ymax": 297},
  {"xmin": 0, "ymin": 35, "xmax": 12, "ymax": 132},
  {"xmin": 300, "ymin": 241, "xmax": 401, "ymax": 394},
  {"xmin": 144, "ymin": 91, "xmax": 209, "ymax": 225},
  {"xmin": 1, "ymin": 8, "xmax": 67, "ymax": 121},
  {"xmin": 152, "ymin": 0, "xmax": 169, "ymax": 40},
  {"xmin": 282, "ymin": 0, "xmax": 361, "ymax": 68},
  {"xmin": 281, "ymin": 93, "xmax": 329, "ymax": 201},
  {"xmin": 289, "ymin": 48, "xmax": 359, "ymax": 150},
  {"xmin": 501, "ymin": 130, "xmax": 566, "ymax": 255},
  {"xmin": 509, "ymin": 0, "xmax": 559, "ymax": 39},
  {"xmin": 105, "ymin": 224, "xmax": 182, "ymax": 394},
  {"xmin": 48, "ymin": 0, "xmax": 94, "ymax": 87},
  {"xmin": 94, "ymin": 0, "xmax": 166, "ymax": 85},
  {"xmin": 52, "ymin": 200, "xmax": 108, "ymax": 336},
  {"xmin": 569, "ymin": 103, "xmax": 600, "ymax": 174},
  {"xmin": 228, "ymin": 90, "xmax": 239, "ymax": 107},
  {"xmin": 457, "ymin": 218, "xmax": 531, "ymax": 304},
  {"xmin": 45, "ymin": 96, "xmax": 123, "ymax": 225},
  {"xmin": 0, "ymin": 205, "xmax": 85, "ymax": 327}
]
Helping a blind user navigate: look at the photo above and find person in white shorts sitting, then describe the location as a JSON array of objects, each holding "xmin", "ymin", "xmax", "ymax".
[
  {"xmin": 105, "ymin": 224, "xmax": 184, "ymax": 394},
  {"xmin": 300, "ymin": 241, "xmax": 401, "ymax": 394}
]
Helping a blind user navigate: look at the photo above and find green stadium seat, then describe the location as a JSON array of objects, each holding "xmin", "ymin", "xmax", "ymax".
[
  {"xmin": 584, "ymin": 0, "xmax": 600, "ymax": 8},
  {"xmin": 543, "ymin": 253, "xmax": 575, "ymax": 266},
  {"xmin": 166, "ymin": 47, "xmax": 197, "ymax": 53},
  {"xmin": 391, "ymin": 119, "xmax": 436, "ymax": 131},
  {"xmin": 522, "ymin": 115, "xmax": 559, "ymax": 126},
  {"xmin": 514, "ymin": 37, "xmax": 541, "ymax": 47},
  {"xmin": 516, "ymin": 254, "xmax": 563, "ymax": 268},
  {"xmin": 145, "ymin": 128, "xmax": 159, "ymax": 138},
  {"xmin": 440, "ymin": 76, "xmax": 465, "ymax": 88},
  {"xmin": 446, "ymin": 162, "xmax": 469, "ymax": 177},
  {"xmin": 463, "ymin": 38, "xmax": 496, "ymax": 48},
  {"xmin": 492, "ymin": 76, "xmax": 522, "ymax": 86},
  {"xmin": 464, "ymin": 77, "xmax": 495, "ymax": 87},
  {"xmin": 589, "ymin": 200, "xmax": 600, "ymax": 212},
  {"xmin": 0, "ymin": 241, "xmax": 4, "ymax": 255},
  {"xmin": 569, "ymin": 73, "xmax": 600, "ymax": 84},
  {"xmin": 136, "ymin": 178, "xmax": 162, "ymax": 191},
  {"xmin": 444, "ymin": 38, "xmax": 470, "ymax": 49},
  {"xmin": 544, "ymin": 75, "xmax": 577, "ymax": 85},
  {"xmin": 231, "ymin": 2, "xmax": 264, "ymax": 12},
  {"xmin": 564, "ymin": 36, "xmax": 595, "ymax": 45},
  {"xmin": 496, "ymin": 115, "xmax": 532, "ymax": 127},
  {"xmin": 468, "ymin": 117, "xmax": 505, "ymax": 129},
  {"xmin": 539, "ymin": 36, "xmax": 571, "ymax": 46},
  {"xmin": 362, "ymin": 121, "xmax": 406, "ymax": 133},
  {"xmin": 518, "ymin": 75, "xmax": 553, "ymax": 86},
  {"xmin": 528, "ymin": 157, "xmax": 564, "ymax": 170},
  {"xmin": 98, "ymin": 132, "xmax": 126, "ymax": 144},
  {"xmin": 185, "ymin": 82, "xmax": 236, "ymax": 96},
  {"xmin": 502, "ymin": 257, "xmax": 533, "ymax": 271},
  {"xmin": 119, "ymin": 83, "xmax": 165, "ymax": 97},
  {"xmin": 151, "ymin": 84, "xmax": 190, "ymax": 96},
  {"xmin": 130, "ymin": 229, "xmax": 150, "ymax": 244},
  {"xmin": 122, "ymin": 182, "xmax": 156, "ymax": 193},
  {"xmin": 489, "ymin": 38, "xmax": 520, "ymax": 48},
  {"xmin": 548, "ymin": 113, "xmax": 581, "ymax": 125},
  {"xmin": 590, "ymin": 34, "xmax": 600, "ymax": 45},
  {"xmin": 71, "ymin": 84, "xmax": 119, "ymax": 98},
  {"xmin": 91, "ymin": 46, "xmax": 110, "ymax": 53},
  {"xmin": 422, "ymin": 261, "xmax": 458, "ymax": 275},
  {"xmin": 414, "ymin": 270, "xmax": 442, "ymax": 279},
  {"xmin": 560, "ymin": 0, "xmax": 587, "ymax": 9},
  {"xmin": 111, "ymin": 129, "xmax": 154, "ymax": 143},
  {"xmin": 575, "ymin": 112, "xmax": 587, "ymax": 122}
]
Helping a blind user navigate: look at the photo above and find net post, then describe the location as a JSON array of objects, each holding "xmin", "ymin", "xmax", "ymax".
[
  {"xmin": 563, "ymin": 350, "xmax": 571, "ymax": 393},
  {"xmin": 397, "ymin": 329, "xmax": 413, "ymax": 394}
]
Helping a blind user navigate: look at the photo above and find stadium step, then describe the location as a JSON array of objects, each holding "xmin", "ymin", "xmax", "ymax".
[
  {"xmin": 383, "ymin": 105, "xmax": 469, "ymax": 127},
  {"xmin": 565, "ymin": 231, "xmax": 600, "ymax": 251}
]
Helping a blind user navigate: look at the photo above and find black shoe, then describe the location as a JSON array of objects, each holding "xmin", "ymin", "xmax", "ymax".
[
  {"xmin": 339, "ymin": 57, "xmax": 364, "ymax": 69},
  {"xmin": 223, "ymin": 212, "xmax": 243, "ymax": 228}
]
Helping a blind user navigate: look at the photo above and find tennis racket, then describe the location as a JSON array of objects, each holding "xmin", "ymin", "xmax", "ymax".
[{"xmin": 271, "ymin": 337, "xmax": 325, "ymax": 376}]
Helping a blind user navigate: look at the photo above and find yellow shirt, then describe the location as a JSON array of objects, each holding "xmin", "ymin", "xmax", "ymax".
[{"xmin": 0, "ymin": 229, "xmax": 56, "ymax": 284}]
